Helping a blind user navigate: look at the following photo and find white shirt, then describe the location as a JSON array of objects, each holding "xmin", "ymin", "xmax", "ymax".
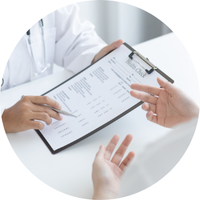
[
  {"xmin": 119, "ymin": 118, "xmax": 198, "ymax": 197},
  {"xmin": 1, "ymin": 4, "xmax": 106, "ymax": 91}
]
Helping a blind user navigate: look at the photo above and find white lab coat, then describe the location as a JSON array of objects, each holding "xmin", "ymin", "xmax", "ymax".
[
  {"xmin": 1, "ymin": 4, "xmax": 106, "ymax": 92},
  {"xmin": 119, "ymin": 118, "xmax": 198, "ymax": 197}
]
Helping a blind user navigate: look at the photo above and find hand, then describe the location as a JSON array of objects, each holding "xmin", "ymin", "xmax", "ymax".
[
  {"xmin": 92, "ymin": 134, "xmax": 134, "ymax": 199},
  {"xmin": 91, "ymin": 39, "xmax": 123, "ymax": 64},
  {"xmin": 2, "ymin": 96, "xmax": 63, "ymax": 133},
  {"xmin": 130, "ymin": 77, "xmax": 199, "ymax": 128}
]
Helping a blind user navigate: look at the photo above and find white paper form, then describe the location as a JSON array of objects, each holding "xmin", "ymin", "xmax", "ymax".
[{"xmin": 39, "ymin": 44, "xmax": 168, "ymax": 151}]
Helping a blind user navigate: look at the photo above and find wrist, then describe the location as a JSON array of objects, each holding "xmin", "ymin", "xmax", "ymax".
[
  {"xmin": 91, "ymin": 55, "xmax": 96, "ymax": 64},
  {"xmin": 2, "ymin": 108, "xmax": 12, "ymax": 133},
  {"xmin": 193, "ymin": 105, "xmax": 199, "ymax": 118},
  {"xmin": 93, "ymin": 186, "xmax": 118, "ymax": 199},
  {"xmin": 93, "ymin": 191, "xmax": 117, "ymax": 199}
]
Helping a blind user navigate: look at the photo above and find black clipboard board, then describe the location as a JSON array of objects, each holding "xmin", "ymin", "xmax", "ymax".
[{"xmin": 35, "ymin": 43, "xmax": 174, "ymax": 154}]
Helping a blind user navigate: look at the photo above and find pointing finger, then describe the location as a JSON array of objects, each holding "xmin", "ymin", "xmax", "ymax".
[
  {"xmin": 130, "ymin": 90, "xmax": 158, "ymax": 105},
  {"xmin": 28, "ymin": 96, "xmax": 62, "ymax": 110},
  {"xmin": 105, "ymin": 135, "xmax": 120, "ymax": 160},
  {"xmin": 130, "ymin": 83, "xmax": 162, "ymax": 96}
]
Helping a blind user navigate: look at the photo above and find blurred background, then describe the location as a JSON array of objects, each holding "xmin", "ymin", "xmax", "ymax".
[{"xmin": 77, "ymin": 1, "xmax": 171, "ymax": 46}]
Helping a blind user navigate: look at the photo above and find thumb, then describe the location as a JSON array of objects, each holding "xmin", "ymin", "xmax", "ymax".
[
  {"xmin": 157, "ymin": 77, "xmax": 177, "ymax": 95},
  {"xmin": 95, "ymin": 145, "xmax": 106, "ymax": 159},
  {"xmin": 92, "ymin": 39, "xmax": 123, "ymax": 63},
  {"xmin": 102, "ymin": 39, "xmax": 123, "ymax": 54}
]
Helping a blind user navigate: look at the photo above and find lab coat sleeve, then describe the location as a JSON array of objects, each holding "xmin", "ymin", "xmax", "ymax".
[
  {"xmin": 54, "ymin": 4, "xmax": 107, "ymax": 74},
  {"xmin": 1, "ymin": 107, "xmax": 5, "ymax": 117}
]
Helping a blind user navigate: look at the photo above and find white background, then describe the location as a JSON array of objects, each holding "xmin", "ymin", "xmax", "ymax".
[
  {"xmin": 0, "ymin": 0, "xmax": 199, "ymax": 200},
  {"xmin": 77, "ymin": 1, "xmax": 171, "ymax": 45}
]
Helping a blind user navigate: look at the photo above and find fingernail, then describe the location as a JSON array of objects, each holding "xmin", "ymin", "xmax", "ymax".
[
  {"xmin": 142, "ymin": 104, "xmax": 145, "ymax": 109},
  {"xmin": 58, "ymin": 104, "xmax": 62, "ymax": 109},
  {"xmin": 39, "ymin": 123, "xmax": 44, "ymax": 130},
  {"xmin": 59, "ymin": 115, "xmax": 63, "ymax": 120}
]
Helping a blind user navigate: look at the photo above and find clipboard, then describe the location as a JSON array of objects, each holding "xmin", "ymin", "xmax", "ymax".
[{"xmin": 35, "ymin": 42, "xmax": 174, "ymax": 154}]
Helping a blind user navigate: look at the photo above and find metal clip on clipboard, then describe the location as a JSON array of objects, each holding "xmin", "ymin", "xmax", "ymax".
[{"xmin": 128, "ymin": 51, "xmax": 157, "ymax": 74}]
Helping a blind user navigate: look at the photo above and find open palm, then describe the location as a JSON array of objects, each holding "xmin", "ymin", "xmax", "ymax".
[
  {"xmin": 92, "ymin": 135, "xmax": 134, "ymax": 199},
  {"xmin": 130, "ymin": 77, "xmax": 199, "ymax": 127}
]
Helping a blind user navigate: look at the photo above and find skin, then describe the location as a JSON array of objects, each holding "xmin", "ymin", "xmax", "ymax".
[
  {"xmin": 130, "ymin": 77, "xmax": 199, "ymax": 128},
  {"xmin": 92, "ymin": 77, "xmax": 199, "ymax": 199},
  {"xmin": 2, "ymin": 96, "xmax": 63, "ymax": 133},
  {"xmin": 92, "ymin": 39, "xmax": 123, "ymax": 64},
  {"xmin": 92, "ymin": 134, "xmax": 134, "ymax": 199},
  {"xmin": 2, "ymin": 39, "xmax": 124, "ymax": 133}
]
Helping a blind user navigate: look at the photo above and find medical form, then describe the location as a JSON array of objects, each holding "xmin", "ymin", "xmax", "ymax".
[{"xmin": 36, "ymin": 43, "xmax": 173, "ymax": 154}]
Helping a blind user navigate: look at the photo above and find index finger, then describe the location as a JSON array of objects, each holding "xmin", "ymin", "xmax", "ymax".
[
  {"xmin": 105, "ymin": 135, "xmax": 120, "ymax": 161},
  {"xmin": 130, "ymin": 83, "xmax": 162, "ymax": 96},
  {"xmin": 28, "ymin": 96, "xmax": 62, "ymax": 110},
  {"xmin": 111, "ymin": 134, "xmax": 133, "ymax": 166}
]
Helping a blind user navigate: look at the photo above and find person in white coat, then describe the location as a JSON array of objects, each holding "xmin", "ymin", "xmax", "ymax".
[
  {"xmin": 92, "ymin": 77, "xmax": 199, "ymax": 199},
  {"xmin": 1, "ymin": 4, "xmax": 123, "ymax": 133}
]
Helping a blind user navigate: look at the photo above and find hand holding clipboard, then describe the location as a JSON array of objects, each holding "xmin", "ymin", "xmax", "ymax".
[{"xmin": 36, "ymin": 43, "xmax": 175, "ymax": 154}]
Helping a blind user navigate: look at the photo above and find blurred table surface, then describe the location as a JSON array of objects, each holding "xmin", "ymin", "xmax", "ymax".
[{"xmin": 1, "ymin": 33, "xmax": 199, "ymax": 198}]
